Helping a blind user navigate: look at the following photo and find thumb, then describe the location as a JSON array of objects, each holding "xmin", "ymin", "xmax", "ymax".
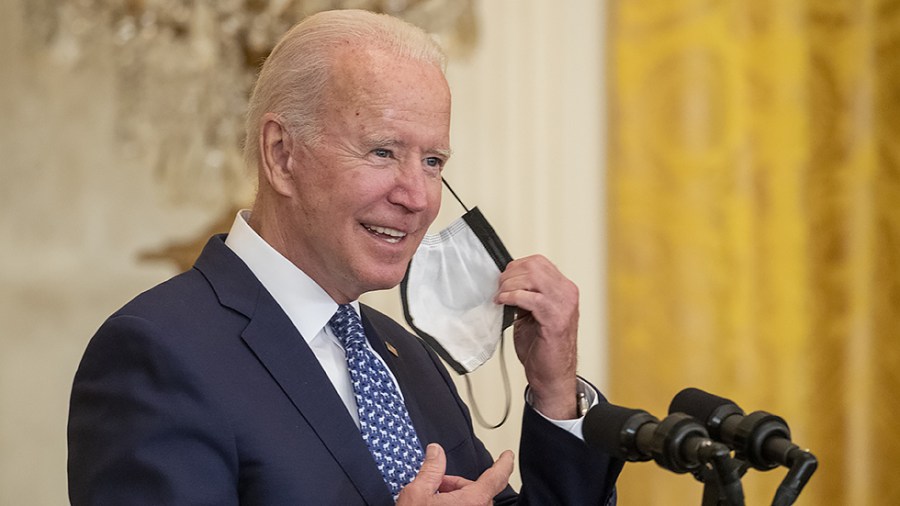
[
  {"xmin": 397, "ymin": 443, "xmax": 446, "ymax": 503},
  {"xmin": 416, "ymin": 443, "xmax": 447, "ymax": 489}
]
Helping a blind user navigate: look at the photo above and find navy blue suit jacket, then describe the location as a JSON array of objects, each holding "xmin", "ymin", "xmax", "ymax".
[{"xmin": 68, "ymin": 235, "xmax": 621, "ymax": 505}]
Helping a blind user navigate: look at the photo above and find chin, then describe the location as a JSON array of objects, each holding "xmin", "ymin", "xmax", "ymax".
[{"xmin": 358, "ymin": 267, "xmax": 408, "ymax": 293}]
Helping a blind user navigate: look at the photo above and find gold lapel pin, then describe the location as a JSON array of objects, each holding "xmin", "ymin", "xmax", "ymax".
[{"xmin": 385, "ymin": 342, "xmax": 399, "ymax": 357}]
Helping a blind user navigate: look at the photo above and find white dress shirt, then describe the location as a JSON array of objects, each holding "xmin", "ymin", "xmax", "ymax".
[
  {"xmin": 225, "ymin": 210, "xmax": 378, "ymax": 427},
  {"xmin": 224, "ymin": 210, "xmax": 594, "ymax": 437}
]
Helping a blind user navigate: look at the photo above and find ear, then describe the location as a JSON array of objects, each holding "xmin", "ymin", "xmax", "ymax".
[{"xmin": 258, "ymin": 112, "xmax": 297, "ymax": 197}]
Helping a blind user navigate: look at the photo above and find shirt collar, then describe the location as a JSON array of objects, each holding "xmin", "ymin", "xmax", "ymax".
[{"xmin": 224, "ymin": 210, "xmax": 360, "ymax": 343}]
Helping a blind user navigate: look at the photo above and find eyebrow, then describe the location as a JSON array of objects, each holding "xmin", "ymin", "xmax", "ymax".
[
  {"xmin": 366, "ymin": 136, "xmax": 452, "ymax": 159},
  {"xmin": 432, "ymin": 147, "xmax": 453, "ymax": 159}
]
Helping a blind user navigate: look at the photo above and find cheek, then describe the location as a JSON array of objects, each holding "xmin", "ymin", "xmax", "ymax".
[{"xmin": 427, "ymin": 181, "xmax": 443, "ymax": 215}]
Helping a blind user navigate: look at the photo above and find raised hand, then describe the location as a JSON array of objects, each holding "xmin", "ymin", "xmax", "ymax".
[
  {"xmin": 495, "ymin": 255, "xmax": 580, "ymax": 420},
  {"xmin": 396, "ymin": 444, "xmax": 514, "ymax": 505}
]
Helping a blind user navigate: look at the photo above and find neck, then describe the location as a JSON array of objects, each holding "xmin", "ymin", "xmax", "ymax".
[{"xmin": 247, "ymin": 195, "xmax": 359, "ymax": 305}]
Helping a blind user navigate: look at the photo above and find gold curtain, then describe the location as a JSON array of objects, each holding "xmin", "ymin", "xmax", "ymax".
[{"xmin": 607, "ymin": 1, "xmax": 900, "ymax": 505}]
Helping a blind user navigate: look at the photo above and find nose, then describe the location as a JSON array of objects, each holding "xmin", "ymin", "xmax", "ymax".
[{"xmin": 389, "ymin": 160, "xmax": 433, "ymax": 213}]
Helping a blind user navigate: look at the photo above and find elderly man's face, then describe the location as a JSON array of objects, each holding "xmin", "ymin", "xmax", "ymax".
[{"xmin": 285, "ymin": 46, "xmax": 451, "ymax": 302}]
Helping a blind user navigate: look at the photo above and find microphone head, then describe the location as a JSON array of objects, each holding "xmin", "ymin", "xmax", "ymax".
[
  {"xmin": 583, "ymin": 402, "xmax": 657, "ymax": 462},
  {"xmin": 669, "ymin": 387, "xmax": 737, "ymax": 420},
  {"xmin": 669, "ymin": 388, "xmax": 744, "ymax": 440}
]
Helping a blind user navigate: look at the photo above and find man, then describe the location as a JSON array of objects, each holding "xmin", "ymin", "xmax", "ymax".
[{"xmin": 68, "ymin": 9, "xmax": 622, "ymax": 505}]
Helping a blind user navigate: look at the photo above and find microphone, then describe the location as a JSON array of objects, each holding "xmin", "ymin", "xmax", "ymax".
[
  {"xmin": 669, "ymin": 388, "xmax": 814, "ymax": 470},
  {"xmin": 583, "ymin": 401, "xmax": 723, "ymax": 472},
  {"xmin": 669, "ymin": 388, "xmax": 818, "ymax": 506},
  {"xmin": 583, "ymin": 402, "xmax": 745, "ymax": 506}
]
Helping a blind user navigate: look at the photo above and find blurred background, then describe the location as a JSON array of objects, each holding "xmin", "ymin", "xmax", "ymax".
[{"xmin": 1, "ymin": 0, "xmax": 897, "ymax": 505}]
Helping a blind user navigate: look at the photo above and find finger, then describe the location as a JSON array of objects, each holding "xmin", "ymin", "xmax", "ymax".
[
  {"xmin": 495, "ymin": 275, "xmax": 538, "ymax": 298},
  {"xmin": 498, "ymin": 263, "xmax": 569, "ymax": 296},
  {"xmin": 396, "ymin": 443, "xmax": 445, "ymax": 503},
  {"xmin": 416, "ymin": 443, "xmax": 447, "ymax": 489},
  {"xmin": 495, "ymin": 288, "xmax": 541, "ymax": 311},
  {"xmin": 497, "ymin": 279, "xmax": 578, "ymax": 328},
  {"xmin": 471, "ymin": 450, "xmax": 515, "ymax": 497},
  {"xmin": 498, "ymin": 259, "xmax": 553, "ymax": 292},
  {"xmin": 501, "ymin": 255, "xmax": 558, "ymax": 281},
  {"xmin": 499, "ymin": 290, "xmax": 574, "ymax": 328},
  {"xmin": 497, "ymin": 260, "xmax": 575, "ymax": 311},
  {"xmin": 438, "ymin": 475, "xmax": 474, "ymax": 493}
]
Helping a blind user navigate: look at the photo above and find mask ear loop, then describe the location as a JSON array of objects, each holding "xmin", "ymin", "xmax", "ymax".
[
  {"xmin": 462, "ymin": 332, "xmax": 512, "ymax": 429},
  {"xmin": 442, "ymin": 177, "xmax": 470, "ymax": 212},
  {"xmin": 440, "ymin": 176, "xmax": 512, "ymax": 429}
]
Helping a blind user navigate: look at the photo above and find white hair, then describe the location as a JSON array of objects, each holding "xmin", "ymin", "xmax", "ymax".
[{"xmin": 242, "ymin": 9, "xmax": 447, "ymax": 170}]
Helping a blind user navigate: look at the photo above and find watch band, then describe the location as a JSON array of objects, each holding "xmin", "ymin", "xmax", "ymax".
[{"xmin": 577, "ymin": 389, "xmax": 590, "ymax": 417}]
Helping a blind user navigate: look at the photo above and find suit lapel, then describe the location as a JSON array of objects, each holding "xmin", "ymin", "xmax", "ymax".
[{"xmin": 195, "ymin": 236, "xmax": 392, "ymax": 506}]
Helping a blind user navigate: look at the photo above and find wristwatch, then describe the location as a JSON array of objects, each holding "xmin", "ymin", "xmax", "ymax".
[{"xmin": 577, "ymin": 389, "xmax": 590, "ymax": 417}]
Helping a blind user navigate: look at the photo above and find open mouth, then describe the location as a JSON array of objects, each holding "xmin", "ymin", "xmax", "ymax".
[{"xmin": 362, "ymin": 224, "xmax": 407, "ymax": 244}]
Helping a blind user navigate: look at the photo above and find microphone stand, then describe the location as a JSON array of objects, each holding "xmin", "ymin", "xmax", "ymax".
[
  {"xmin": 690, "ymin": 445, "xmax": 816, "ymax": 506},
  {"xmin": 770, "ymin": 448, "xmax": 818, "ymax": 506},
  {"xmin": 732, "ymin": 412, "xmax": 818, "ymax": 506},
  {"xmin": 692, "ymin": 443, "xmax": 748, "ymax": 506},
  {"xmin": 648, "ymin": 414, "xmax": 746, "ymax": 506}
]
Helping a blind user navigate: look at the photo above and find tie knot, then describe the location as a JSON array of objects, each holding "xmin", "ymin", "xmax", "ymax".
[{"xmin": 329, "ymin": 304, "xmax": 366, "ymax": 348}]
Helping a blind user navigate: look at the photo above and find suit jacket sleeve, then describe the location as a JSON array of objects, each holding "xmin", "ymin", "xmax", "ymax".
[
  {"xmin": 515, "ymin": 400, "xmax": 623, "ymax": 505},
  {"xmin": 407, "ymin": 321, "xmax": 623, "ymax": 506},
  {"xmin": 67, "ymin": 314, "xmax": 240, "ymax": 506}
]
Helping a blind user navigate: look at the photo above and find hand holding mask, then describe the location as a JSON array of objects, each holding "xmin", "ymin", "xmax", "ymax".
[
  {"xmin": 402, "ymin": 179, "xmax": 582, "ymax": 424},
  {"xmin": 401, "ymin": 180, "xmax": 516, "ymax": 427}
]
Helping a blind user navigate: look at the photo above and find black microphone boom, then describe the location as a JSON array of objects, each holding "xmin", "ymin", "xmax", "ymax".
[
  {"xmin": 584, "ymin": 401, "xmax": 745, "ymax": 506},
  {"xmin": 669, "ymin": 388, "xmax": 818, "ymax": 506}
]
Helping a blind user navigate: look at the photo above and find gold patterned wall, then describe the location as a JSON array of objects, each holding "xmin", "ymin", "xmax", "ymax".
[{"xmin": 607, "ymin": 1, "xmax": 900, "ymax": 505}]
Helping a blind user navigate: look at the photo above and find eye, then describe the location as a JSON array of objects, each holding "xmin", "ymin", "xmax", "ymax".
[
  {"xmin": 424, "ymin": 157, "xmax": 444, "ymax": 169},
  {"xmin": 372, "ymin": 148, "xmax": 393, "ymax": 158}
]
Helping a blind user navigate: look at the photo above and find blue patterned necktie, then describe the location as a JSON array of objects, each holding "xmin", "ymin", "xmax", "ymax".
[{"xmin": 329, "ymin": 304, "xmax": 424, "ymax": 496}]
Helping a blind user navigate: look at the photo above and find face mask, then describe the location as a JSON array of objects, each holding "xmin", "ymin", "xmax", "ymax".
[{"xmin": 400, "ymin": 180, "xmax": 515, "ymax": 375}]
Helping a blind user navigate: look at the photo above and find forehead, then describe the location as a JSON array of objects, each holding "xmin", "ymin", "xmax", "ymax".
[{"xmin": 326, "ymin": 45, "xmax": 451, "ymax": 115}]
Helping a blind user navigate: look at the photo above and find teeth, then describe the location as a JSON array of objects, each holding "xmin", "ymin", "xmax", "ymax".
[
  {"xmin": 364, "ymin": 224, "xmax": 406, "ymax": 243},
  {"xmin": 369, "ymin": 225, "xmax": 405, "ymax": 237}
]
